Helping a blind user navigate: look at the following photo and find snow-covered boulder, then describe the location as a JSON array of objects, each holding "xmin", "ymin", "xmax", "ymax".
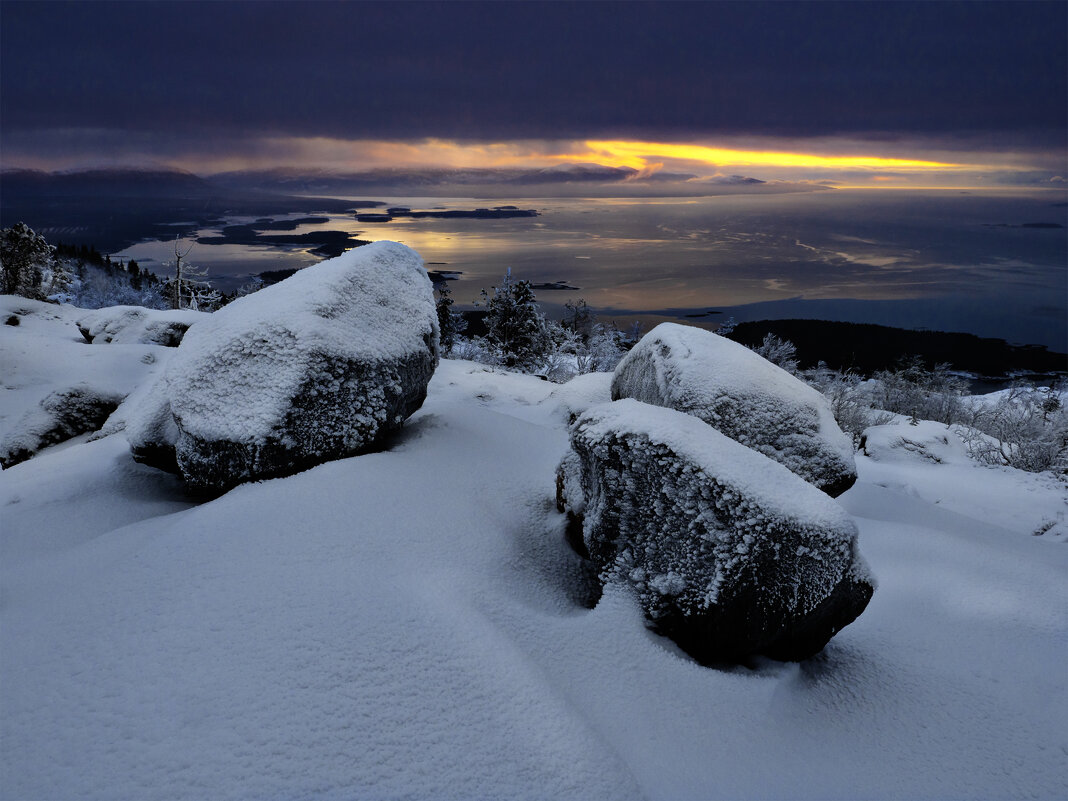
[
  {"xmin": 612, "ymin": 323, "xmax": 857, "ymax": 496},
  {"xmin": 1, "ymin": 384, "xmax": 125, "ymax": 468},
  {"xmin": 861, "ymin": 420, "xmax": 971, "ymax": 465},
  {"xmin": 557, "ymin": 399, "xmax": 874, "ymax": 662},
  {"xmin": 128, "ymin": 241, "xmax": 439, "ymax": 494},
  {"xmin": 76, "ymin": 306, "xmax": 208, "ymax": 347}
]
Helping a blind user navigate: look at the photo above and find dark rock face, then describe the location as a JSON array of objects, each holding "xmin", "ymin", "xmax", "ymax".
[
  {"xmin": 612, "ymin": 323, "xmax": 857, "ymax": 497},
  {"xmin": 126, "ymin": 241, "xmax": 439, "ymax": 495},
  {"xmin": 0, "ymin": 386, "xmax": 124, "ymax": 468},
  {"xmin": 556, "ymin": 400, "xmax": 874, "ymax": 663},
  {"xmin": 172, "ymin": 349, "xmax": 436, "ymax": 494}
]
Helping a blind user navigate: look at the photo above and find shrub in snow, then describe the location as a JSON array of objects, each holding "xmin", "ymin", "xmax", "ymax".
[
  {"xmin": 612, "ymin": 323, "xmax": 857, "ymax": 496},
  {"xmin": 750, "ymin": 333, "xmax": 800, "ymax": 375},
  {"xmin": 76, "ymin": 306, "xmax": 209, "ymax": 347},
  {"xmin": 127, "ymin": 241, "xmax": 439, "ymax": 494},
  {"xmin": 803, "ymin": 363, "xmax": 893, "ymax": 449},
  {"xmin": 957, "ymin": 383, "xmax": 1068, "ymax": 473},
  {"xmin": 1, "ymin": 385, "xmax": 125, "ymax": 468},
  {"xmin": 556, "ymin": 399, "xmax": 874, "ymax": 663}
]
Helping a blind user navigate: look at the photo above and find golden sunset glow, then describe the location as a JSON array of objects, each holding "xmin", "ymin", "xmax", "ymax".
[{"xmin": 553, "ymin": 141, "xmax": 969, "ymax": 172}]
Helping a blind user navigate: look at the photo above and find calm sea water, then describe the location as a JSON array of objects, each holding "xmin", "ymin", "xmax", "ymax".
[{"xmin": 115, "ymin": 189, "xmax": 1068, "ymax": 349}]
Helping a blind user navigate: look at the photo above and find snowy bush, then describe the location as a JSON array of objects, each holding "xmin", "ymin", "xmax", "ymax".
[
  {"xmin": 128, "ymin": 241, "xmax": 439, "ymax": 494},
  {"xmin": 613, "ymin": 323, "xmax": 857, "ymax": 496},
  {"xmin": 871, "ymin": 358, "xmax": 969, "ymax": 425},
  {"xmin": 557, "ymin": 399, "xmax": 874, "ymax": 662},
  {"xmin": 751, "ymin": 333, "xmax": 799, "ymax": 375},
  {"xmin": 803, "ymin": 363, "xmax": 894, "ymax": 448},
  {"xmin": 957, "ymin": 383, "xmax": 1068, "ymax": 473}
]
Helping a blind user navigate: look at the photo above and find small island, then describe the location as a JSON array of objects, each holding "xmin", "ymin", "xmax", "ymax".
[{"xmin": 356, "ymin": 206, "xmax": 538, "ymax": 221}]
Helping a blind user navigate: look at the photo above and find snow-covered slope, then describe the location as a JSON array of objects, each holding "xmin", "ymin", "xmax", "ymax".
[{"xmin": 1, "ymin": 308, "xmax": 1066, "ymax": 800}]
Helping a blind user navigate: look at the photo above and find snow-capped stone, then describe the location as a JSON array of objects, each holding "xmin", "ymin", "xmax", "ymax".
[
  {"xmin": 861, "ymin": 420, "xmax": 972, "ymax": 465},
  {"xmin": 76, "ymin": 306, "xmax": 208, "ymax": 346},
  {"xmin": 612, "ymin": 323, "xmax": 857, "ymax": 496},
  {"xmin": 557, "ymin": 399, "xmax": 874, "ymax": 662},
  {"xmin": 129, "ymin": 241, "xmax": 439, "ymax": 494},
  {"xmin": 1, "ymin": 384, "xmax": 125, "ymax": 468}
]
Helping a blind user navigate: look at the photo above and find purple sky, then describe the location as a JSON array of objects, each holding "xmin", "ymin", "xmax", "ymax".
[{"xmin": 1, "ymin": 1, "xmax": 1065, "ymax": 186}]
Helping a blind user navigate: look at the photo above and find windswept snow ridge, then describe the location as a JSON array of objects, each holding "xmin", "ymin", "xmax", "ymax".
[{"xmin": 613, "ymin": 323, "xmax": 857, "ymax": 496}]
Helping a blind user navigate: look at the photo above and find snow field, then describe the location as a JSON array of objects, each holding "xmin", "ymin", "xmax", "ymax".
[{"xmin": 1, "ymin": 303, "xmax": 1066, "ymax": 799}]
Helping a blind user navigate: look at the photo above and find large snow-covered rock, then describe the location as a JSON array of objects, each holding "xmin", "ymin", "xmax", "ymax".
[
  {"xmin": 129, "ymin": 241, "xmax": 439, "ymax": 493},
  {"xmin": 76, "ymin": 306, "xmax": 208, "ymax": 347},
  {"xmin": 557, "ymin": 399, "xmax": 874, "ymax": 662},
  {"xmin": 612, "ymin": 323, "xmax": 857, "ymax": 496}
]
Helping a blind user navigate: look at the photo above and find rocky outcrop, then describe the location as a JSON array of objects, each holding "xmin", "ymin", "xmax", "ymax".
[
  {"xmin": 76, "ymin": 306, "xmax": 208, "ymax": 346},
  {"xmin": 1, "ymin": 385, "xmax": 125, "ymax": 468},
  {"xmin": 557, "ymin": 399, "xmax": 874, "ymax": 663},
  {"xmin": 126, "ymin": 241, "xmax": 439, "ymax": 494},
  {"xmin": 612, "ymin": 323, "xmax": 857, "ymax": 496}
]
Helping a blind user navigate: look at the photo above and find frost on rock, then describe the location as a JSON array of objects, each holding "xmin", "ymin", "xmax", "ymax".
[
  {"xmin": 1, "ymin": 384, "xmax": 125, "ymax": 468},
  {"xmin": 76, "ymin": 306, "xmax": 208, "ymax": 347},
  {"xmin": 557, "ymin": 399, "xmax": 874, "ymax": 662},
  {"xmin": 128, "ymin": 241, "xmax": 439, "ymax": 494},
  {"xmin": 612, "ymin": 323, "xmax": 857, "ymax": 496}
]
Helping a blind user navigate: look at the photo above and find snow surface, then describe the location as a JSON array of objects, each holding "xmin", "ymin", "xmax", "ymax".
[
  {"xmin": 76, "ymin": 305, "xmax": 208, "ymax": 346},
  {"xmin": 2, "ymin": 307, "xmax": 1067, "ymax": 800},
  {"xmin": 613, "ymin": 323, "xmax": 856, "ymax": 494}
]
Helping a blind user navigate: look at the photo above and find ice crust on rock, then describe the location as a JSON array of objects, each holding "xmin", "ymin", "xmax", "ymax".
[
  {"xmin": 129, "ymin": 241, "xmax": 439, "ymax": 493},
  {"xmin": 558, "ymin": 399, "xmax": 874, "ymax": 662},
  {"xmin": 612, "ymin": 323, "xmax": 857, "ymax": 496},
  {"xmin": 76, "ymin": 306, "xmax": 208, "ymax": 347}
]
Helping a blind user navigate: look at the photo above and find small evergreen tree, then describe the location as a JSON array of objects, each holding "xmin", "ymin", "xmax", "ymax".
[
  {"xmin": 479, "ymin": 270, "xmax": 551, "ymax": 370},
  {"xmin": 1, "ymin": 222, "xmax": 54, "ymax": 298},
  {"xmin": 435, "ymin": 281, "xmax": 466, "ymax": 355}
]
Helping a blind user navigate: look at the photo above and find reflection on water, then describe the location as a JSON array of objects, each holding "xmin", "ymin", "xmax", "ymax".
[{"xmin": 114, "ymin": 190, "xmax": 1067, "ymax": 349}]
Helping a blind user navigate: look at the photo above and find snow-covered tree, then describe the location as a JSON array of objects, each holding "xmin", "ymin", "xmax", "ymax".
[
  {"xmin": 435, "ymin": 282, "xmax": 466, "ymax": 355},
  {"xmin": 478, "ymin": 270, "xmax": 551, "ymax": 370},
  {"xmin": 163, "ymin": 238, "xmax": 222, "ymax": 311},
  {"xmin": 1, "ymin": 222, "xmax": 54, "ymax": 298}
]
